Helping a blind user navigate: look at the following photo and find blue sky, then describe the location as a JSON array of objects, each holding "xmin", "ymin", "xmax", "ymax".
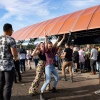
[{"xmin": 0, "ymin": 0, "xmax": 100, "ymax": 35}]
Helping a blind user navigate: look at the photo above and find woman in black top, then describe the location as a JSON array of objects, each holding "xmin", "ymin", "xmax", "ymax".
[
  {"xmin": 29, "ymin": 42, "xmax": 50, "ymax": 95},
  {"xmin": 73, "ymin": 47, "xmax": 79, "ymax": 72}
]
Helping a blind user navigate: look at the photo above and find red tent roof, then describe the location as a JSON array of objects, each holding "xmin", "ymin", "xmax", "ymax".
[{"xmin": 12, "ymin": 5, "xmax": 100, "ymax": 40}]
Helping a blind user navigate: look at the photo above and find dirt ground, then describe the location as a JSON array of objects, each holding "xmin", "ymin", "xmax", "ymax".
[{"xmin": 11, "ymin": 65, "xmax": 100, "ymax": 100}]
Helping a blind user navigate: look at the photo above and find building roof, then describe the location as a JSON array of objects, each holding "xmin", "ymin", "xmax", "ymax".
[{"xmin": 12, "ymin": 5, "xmax": 100, "ymax": 41}]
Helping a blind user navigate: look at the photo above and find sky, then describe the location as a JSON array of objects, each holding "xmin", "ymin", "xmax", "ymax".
[{"xmin": 0, "ymin": 0, "xmax": 100, "ymax": 35}]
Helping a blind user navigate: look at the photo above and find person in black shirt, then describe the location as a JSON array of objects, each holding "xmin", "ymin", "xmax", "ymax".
[
  {"xmin": 73, "ymin": 47, "xmax": 79, "ymax": 72},
  {"xmin": 61, "ymin": 43, "xmax": 73, "ymax": 82}
]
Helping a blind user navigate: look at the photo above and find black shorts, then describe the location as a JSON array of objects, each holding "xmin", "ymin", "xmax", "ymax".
[{"xmin": 28, "ymin": 58, "xmax": 32, "ymax": 60}]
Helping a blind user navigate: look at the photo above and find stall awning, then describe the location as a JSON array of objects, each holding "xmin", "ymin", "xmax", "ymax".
[{"xmin": 12, "ymin": 5, "xmax": 100, "ymax": 41}]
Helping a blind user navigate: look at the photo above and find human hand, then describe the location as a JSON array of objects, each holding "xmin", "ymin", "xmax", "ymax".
[
  {"xmin": 36, "ymin": 43, "xmax": 40, "ymax": 49},
  {"xmin": 44, "ymin": 30, "xmax": 48, "ymax": 37}
]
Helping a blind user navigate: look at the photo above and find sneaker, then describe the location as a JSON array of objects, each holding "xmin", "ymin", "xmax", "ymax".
[
  {"xmin": 40, "ymin": 93, "xmax": 45, "ymax": 100},
  {"xmin": 61, "ymin": 76, "xmax": 66, "ymax": 81},
  {"xmin": 69, "ymin": 76, "xmax": 73, "ymax": 82},
  {"xmin": 95, "ymin": 90, "xmax": 100, "ymax": 95}
]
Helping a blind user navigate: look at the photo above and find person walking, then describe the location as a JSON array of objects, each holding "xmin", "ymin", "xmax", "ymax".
[
  {"xmin": 0, "ymin": 23, "xmax": 18, "ymax": 100},
  {"xmin": 61, "ymin": 43, "xmax": 73, "ymax": 82}
]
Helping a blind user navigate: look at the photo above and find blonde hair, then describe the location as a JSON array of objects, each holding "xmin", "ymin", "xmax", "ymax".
[{"xmin": 73, "ymin": 47, "xmax": 78, "ymax": 52}]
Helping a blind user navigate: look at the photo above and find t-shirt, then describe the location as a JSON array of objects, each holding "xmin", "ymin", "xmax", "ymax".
[
  {"xmin": 91, "ymin": 48, "xmax": 98, "ymax": 60},
  {"xmin": 44, "ymin": 47, "xmax": 58, "ymax": 66},
  {"xmin": 0, "ymin": 35, "xmax": 16, "ymax": 71},
  {"xmin": 79, "ymin": 50, "xmax": 85, "ymax": 62},
  {"xmin": 73, "ymin": 51, "xmax": 79, "ymax": 62},
  {"xmin": 64, "ymin": 48, "xmax": 73, "ymax": 61},
  {"xmin": 19, "ymin": 48, "xmax": 26, "ymax": 59}
]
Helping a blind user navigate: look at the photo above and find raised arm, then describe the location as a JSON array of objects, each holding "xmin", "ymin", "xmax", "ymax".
[
  {"xmin": 44, "ymin": 30, "xmax": 48, "ymax": 48},
  {"xmin": 53, "ymin": 36, "xmax": 60, "ymax": 47},
  {"xmin": 32, "ymin": 45, "xmax": 40, "ymax": 56},
  {"xmin": 57, "ymin": 34, "xmax": 65, "ymax": 47}
]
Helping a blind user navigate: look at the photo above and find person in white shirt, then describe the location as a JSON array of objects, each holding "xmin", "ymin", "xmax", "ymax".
[
  {"xmin": 79, "ymin": 47, "xmax": 85, "ymax": 73},
  {"xmin": 90, "ymin": 45, "xmax": 98, "ymax": 75}
]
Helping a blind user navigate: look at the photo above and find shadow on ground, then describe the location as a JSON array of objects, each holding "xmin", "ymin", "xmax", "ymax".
[{"xmin": 12, "ymin": 84, "xmax": 100, "ymax": 100}]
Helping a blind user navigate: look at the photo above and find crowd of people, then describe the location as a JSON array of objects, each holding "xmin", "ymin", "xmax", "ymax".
[{"xmin": 0, "ymin": 23, "xmax": 100, "ymax": 100}]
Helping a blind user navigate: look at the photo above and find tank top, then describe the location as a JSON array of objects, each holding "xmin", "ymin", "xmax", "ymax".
[{"xmin": 38, "ymin": 51, "xmax": 46, "ymax": 61}]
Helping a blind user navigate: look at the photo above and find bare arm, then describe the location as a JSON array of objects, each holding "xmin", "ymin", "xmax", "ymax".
[
  {"xmin": 53, "ymin": 36, "xmax": 59, "ymax": 47},
  {"xmin": 32, "ymin": 46, "xmax": 40, "ymax": 56},
  {"xmin": 90, "ymin": 51, "xmax": 93, "ymax": 59},
  {"xmin": 10, "ymin": 38, "xmax": 18, "ymax": 60},
  {"xmin": 44, "ymin": 30, "xmax": 48, "ymax": 48},
  {"xmin": 61, "ymin": 52, "xmax": 66, "ymax": 58},
  {"xmin": 57, "ymin": 34, "xmax": 65, "ymax": 47},
  {"xmin": 11, "ymin": 48, "xmax": 18, "ymax": 60},
  {"xmin": 45, "ymin": 36, "xmax": 48, "ymax": 48}
]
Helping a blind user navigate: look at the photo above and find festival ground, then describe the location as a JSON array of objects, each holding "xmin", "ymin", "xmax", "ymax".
[{"xmin": 11, "ymin": 65, "xmax": 100, "ymax": 100}]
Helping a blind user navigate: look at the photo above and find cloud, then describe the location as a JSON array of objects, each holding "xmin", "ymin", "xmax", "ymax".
[
  {"xmin": 68, "ymin": 0, "xmax": 100, "ymax": 8},
  {"xmin": 0, "ymin": 0, "xmax": 50, "ymax": 21}
]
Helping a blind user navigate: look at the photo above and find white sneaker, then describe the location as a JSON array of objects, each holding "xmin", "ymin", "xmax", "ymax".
[{"xmin": 95, "ymin": 90, "xmax": 100, "ymax": 95}]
